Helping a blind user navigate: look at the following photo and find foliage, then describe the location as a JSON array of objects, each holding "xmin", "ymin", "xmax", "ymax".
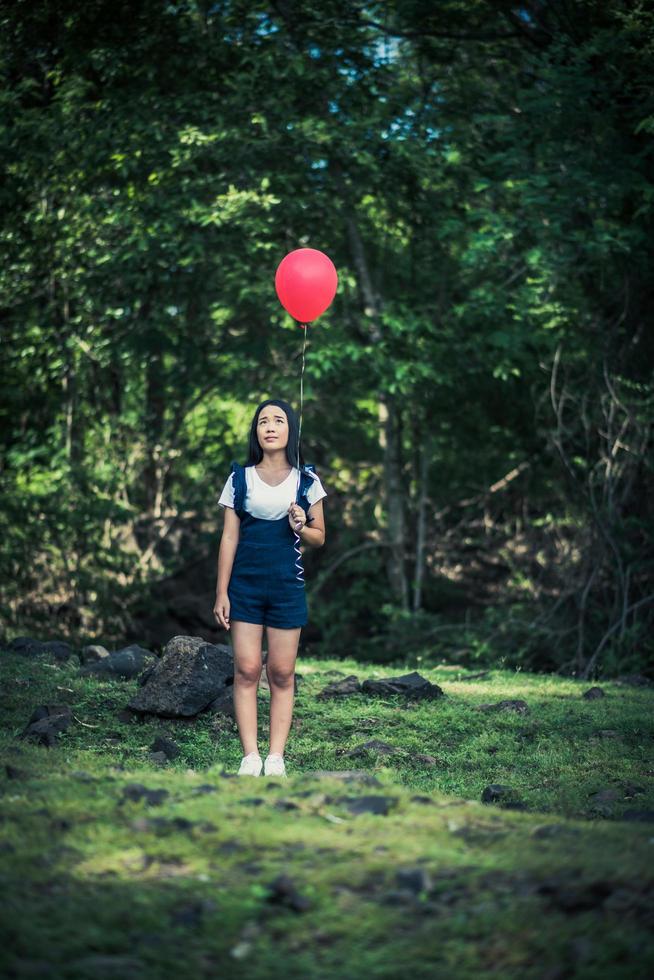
[{"xmin": 1, "ymin": 1, "xmax": 652, "ymax": 676}]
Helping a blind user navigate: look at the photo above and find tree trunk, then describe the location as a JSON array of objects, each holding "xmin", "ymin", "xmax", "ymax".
[
  {"xmin": 144, "ymin": 329, "xmax": 166, "ymax": 519},
  {"xmin": 335, "ymin": 166, "xmax": 410, "ymax": 610},
  {"xmin": 413, "ymin": 440, "xmax": 429, "ymax": 612}
]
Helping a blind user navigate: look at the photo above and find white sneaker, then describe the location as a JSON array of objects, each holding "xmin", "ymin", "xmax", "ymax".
[
  {"xmin": 238, "ymin": 752, "xmax": 263, "ymax": 776},
  {"xmin": 264, "ymin": 753, "xmax": 287, "ymax": 777}
]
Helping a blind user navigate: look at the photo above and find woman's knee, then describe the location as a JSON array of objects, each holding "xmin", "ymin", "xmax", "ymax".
[
  {"xmin": 266, "ymin": 666, "xmax": 295, "ymax": 689},
  {"xmin": 234, "ymin": 662, "xmax": 262, "ymax": 685}
]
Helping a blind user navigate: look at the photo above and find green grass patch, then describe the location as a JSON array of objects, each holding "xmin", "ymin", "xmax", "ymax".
[{"xmin": 1, "ymin": 650, "xmax": 653, "ymax": 978}]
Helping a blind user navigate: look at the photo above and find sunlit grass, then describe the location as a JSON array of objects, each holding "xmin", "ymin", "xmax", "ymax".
[{"xmin": 1, "ymin": 648, "xmax": 653, "ymax": 978}]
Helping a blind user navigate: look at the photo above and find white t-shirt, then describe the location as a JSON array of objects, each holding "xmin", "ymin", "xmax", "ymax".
[{"xmin": 218, "ymin": 465, "xmax": 327, "ymax": 521}]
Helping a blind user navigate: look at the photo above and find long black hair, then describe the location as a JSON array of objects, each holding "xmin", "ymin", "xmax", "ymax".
[{"xmin": 244, "ymin": 398, "xmax": 307, "ymax": 470}]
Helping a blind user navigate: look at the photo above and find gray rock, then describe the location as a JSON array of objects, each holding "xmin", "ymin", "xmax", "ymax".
[
  {"xmin": 615, "ymin": 674, "xmax": 652, "ymax": 687},
  {"xmin": 127, "ymin": 635, "xmax": 233, "ymax": 718},
  {"xmin": 481, "ymin": 783, "xmax": 518, "ymax": 804},
  {"xmin": 478, "ymin": 699, "xmax": 529, "ymax": 713},
  {"xmin": 345, "ymin": 738, "xmax": 404, "ymax": 758},
  {"xmin": 266, "ymin": 873, "xmax": 312, "ymax": 912},
  {"xmin": 79, "ymin": 643, "xmax": 157, "ymax": 680},
  {"xmin": 5, "ymin": 764, "xmax": 29, "ymax": 780},
  {"xmin": 317, "ymin": 675, "xmax": 362, "ymax": 699},
  {"xmin": 7, "ymin": 637, "xmax": 75, "ymax": 661},
  {"xmin": 41, "ymin": 640, "xmax": 76, "ymax": 661},
  {"xmin": 582, "ymin": 686, "xmax": 605, "ymax": 699},
  {"xmin": 7, "ymin": 636, "xmax": 45, "ymax": 656},
  {"xmin": 361, "ymin": 670, "xmax": 444, "ymax": 701},
  {"xmin": 334, "ymin": 794, "xmax": 398, "ymax": 816},
  {"xmin": 118, "ymin": 783, "xmax": 169, "ymax": 806},
  {"xmin": 206, "ymin": 689, "xmax": 235, "ymax": 717},
  {"xmin": 80, "ymin": 644, "xmax": 111, "ymax": 664},
  {"xmin": 151, "ymin": 735, "xmax": 181, "ymax": 759},
  {"xmin": 588, "ymin": 787, "xmax": 621, "ymax": 803},
  {"xmin": 298, "ymin": 770, "xmax": 382, "ymax": 786},
  {"xmin": 19, "ymin": 704, "xmax": 73, "ymax": 747},
  {"xmin": 396, "ymin": 867, "xmax": 432, "ymax": 895}
]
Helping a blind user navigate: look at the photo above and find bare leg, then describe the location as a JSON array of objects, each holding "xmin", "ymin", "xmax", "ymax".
[
  {"xmin": 231, "ymin": 621, "xmax": 264, "ymax": 756},
  {"xmin": 265, "ymin": 625, "xmax": 301, "ymax": 756}
]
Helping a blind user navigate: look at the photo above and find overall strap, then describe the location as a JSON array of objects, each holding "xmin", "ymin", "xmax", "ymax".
[
  {"xmin": 297, "ymin": 464, "xmax": 317, "ymax": 523},
  {"xmin": 229, "ymin": 460, "xmax": 247, "ymax": 519}
]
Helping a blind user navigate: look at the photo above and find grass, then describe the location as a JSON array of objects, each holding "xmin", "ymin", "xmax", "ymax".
[{"xmin": 1, "ymin": 647, "xmax": 653, "ymax": 979}]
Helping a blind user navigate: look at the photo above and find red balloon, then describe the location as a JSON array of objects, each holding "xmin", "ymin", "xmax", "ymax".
[{"xmin": 275, "ymin": 248, "xmax": 338, "ymax": 324}]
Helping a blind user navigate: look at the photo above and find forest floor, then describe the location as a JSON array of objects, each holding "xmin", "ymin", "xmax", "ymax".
[{"xmin": 1, "ymin": 647, "xmax": 653, "ymax": 979}]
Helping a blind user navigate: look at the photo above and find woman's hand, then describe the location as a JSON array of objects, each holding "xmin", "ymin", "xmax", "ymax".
[
  {"xmin": 288, "ymin": 502, "xmax": 306, "ymax": 532},
  {"xmin": 214, "ymin": 592, "xmax": 231, "ymax": 631}
]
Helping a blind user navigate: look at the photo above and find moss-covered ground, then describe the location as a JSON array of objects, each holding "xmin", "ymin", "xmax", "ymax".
[{"xmin": 1, "ymin": 650, "xmax": 653, "ymax": 979}]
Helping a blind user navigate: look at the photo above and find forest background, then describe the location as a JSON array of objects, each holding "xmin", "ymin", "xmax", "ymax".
[{"xmin": 1, "ymin": 0, "xmax": 652, "ymax": 680}]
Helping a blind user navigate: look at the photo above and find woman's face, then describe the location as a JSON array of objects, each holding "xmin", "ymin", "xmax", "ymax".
[{"xmin": 257, "ymin": 405, "xmax": 289, "ymax": 452}]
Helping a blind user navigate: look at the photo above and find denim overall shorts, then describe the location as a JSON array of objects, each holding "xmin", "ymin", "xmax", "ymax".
[{"xmin": 228, "ymin": 510, "xmax": 308, "ymax": 629}]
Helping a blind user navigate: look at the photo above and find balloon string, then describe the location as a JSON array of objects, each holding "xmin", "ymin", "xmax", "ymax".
[{"xmin": 293, "ymin": 322, "xmax": 308, "ymax": 585}]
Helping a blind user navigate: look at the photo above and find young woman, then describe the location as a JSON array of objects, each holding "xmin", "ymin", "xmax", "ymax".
[{"xmin": 213, "ymin": 398, "xmax": 327, "ymax": 778}]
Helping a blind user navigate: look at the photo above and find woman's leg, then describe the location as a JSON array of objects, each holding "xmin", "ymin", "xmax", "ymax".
[
  {"xmin": 231, "ymin": 620, "xmax": 264, "ymax": 756},
  {"xmin": 265, "ymin": 626, "xmax": 301, "ymax": 756}
]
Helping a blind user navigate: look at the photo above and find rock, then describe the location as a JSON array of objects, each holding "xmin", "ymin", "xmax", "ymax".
[
  {"xmin": 19, "ymin": 704, "xmax": 73, "ymax": 747},
  {"xmin": 118, "ymin": 783, "xmax": 170, "ymax": 806},
  {"xmin": 169, "ymin": 898, "xmax": 217, "ymax": 928},
  {"xmin": 127, "ymin": 636, "xmax": 233, "ymax": 718},
  {"xmin": 535, "ymin": 876, "xmax": 615, "ymax": 913},
  {"xmin": 151, "ymin": 735, "xmax": 181, "ymax": 760},
  {"xmin": 148, "ymin": 751, "xmax": 169, "ymax": 766},
  {"xmin": 396, "ymin": 867, "xmax": 431, "ymax": 895},
  {"xmin": 380, "ymin": 889, "xmax": 418, "ymax": 906},
  {"xmin": 187, "ymin": 784, "xmax": 219, "ymax": 796},
  {"xmin": 206, "ymin": 690, "xmax": 236, "ymax": 717},
  {"xmin": 481, "ymin": 784, "xmax": 519, "ymax": 805},
  {"xmin": 41, "ymin": 640, "xmax": 75, "ymax": 662},
  {"xmin": 615, "ymin": 674, "xmax": 652, "ymax": 687},
  {"xmin": 361, "ymin": 671, "xmax": 444, "ymax": 701},
  {"xmin": 266, "ymin": 873, "xmax": 312, "ymax": 912},
  {"xmin": 80, "ymin": 643, "xmax": 157, "ymax": 680},
  {"xmin": 116, "ymin": 708, "xmax": 140, "ymax": 724},
  {"xmin": 621, "ymin": 809, "xmax": 654, "ymax": 822},
  {"xmin": 478, "ymin": 699, "xmax": 529, "ymax": 713},
  {"xmin": 621, "ymin": 781, "xmax": 646, "ymax": 798},
  {"xmin": 5, "ymin": 764, "xmax": 29, "ymax": 780},
  {"xmin": 317, "ymin": 675, "xmax": 362, "ymax": 699},
  {"xmin": 582, "ymin": 686, "xmax": 605, "ymax": 699},
  {"xmin": 298, "ymin": 770, "xmax": 382, "ymax": 786},
  {"xmin": 79, "ymin": 644, "xmax": 111, "ymax": 664},
  {"xmin": 7, "ymin": 637, "xmax": 75, "ymax": 661},
  {"xmin": 7, "ymin": 636, "xmax": 43, "ymax": 656},
  {"xmin": 333, "ymin": 794, "xmax": 398, "ymax": 816},
  {"xmin": 588, "ymin": 787, "xmax": 621, "ymax": 803},
  {"xmin": 344, "ymin": 738, "xmax": 404, "ymax": 758},
  {"xmin": 274, "ymin": 799, "xmax": 301, "ymax": 811}
]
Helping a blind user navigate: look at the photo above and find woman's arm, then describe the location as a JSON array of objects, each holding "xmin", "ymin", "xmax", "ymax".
[
  {"xmin": 216, "ymin": 506, "xmax": 241, "ymax": 595},
  {"xmin": 299, "ymin": 499, "xmax": 325, "ymax": 548}
]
